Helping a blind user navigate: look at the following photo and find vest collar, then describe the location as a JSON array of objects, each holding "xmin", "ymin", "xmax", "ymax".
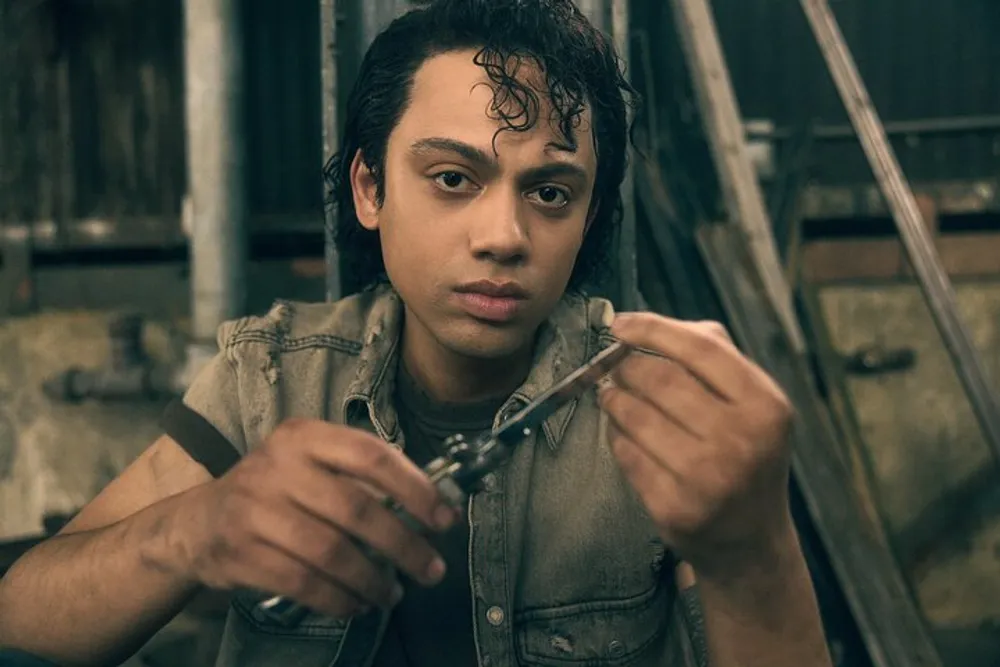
[{"xmin": 340, "ymin": 285, "xmax": 602, "ymax": 451}]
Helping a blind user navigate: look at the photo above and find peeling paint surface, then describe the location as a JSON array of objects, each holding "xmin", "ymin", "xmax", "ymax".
[
  {"xmin": 818, "ymin": 282, "xmax": 1000, "ymax": 533},
  {"xmin": 818, "ymin": 280, "xmax": 1000, "ymax": 629},
  {"xmin": 0, "ymin": 311, "xmax": 179, "ymax": 540},
  {"xmin": 0, "ymin": 407, "xmax": 16, "ymax": 480}
]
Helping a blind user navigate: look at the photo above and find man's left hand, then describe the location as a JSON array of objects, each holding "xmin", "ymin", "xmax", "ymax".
[{"xmin": 599, "ymin": 312, "xmax": 796, "ymax": 576}]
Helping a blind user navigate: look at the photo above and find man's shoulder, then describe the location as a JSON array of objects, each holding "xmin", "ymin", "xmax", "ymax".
[{"xmin": 214, "ymin": 286, "xmax": 392, "ymax": 356}]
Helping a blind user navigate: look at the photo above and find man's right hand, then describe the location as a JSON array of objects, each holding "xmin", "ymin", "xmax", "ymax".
[{"xmin": 167, "ymin": 419, "xmax": 458, "ymax": 618}]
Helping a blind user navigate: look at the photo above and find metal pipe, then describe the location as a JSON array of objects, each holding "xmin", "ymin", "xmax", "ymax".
[
  {"xmin": 183, "ymin": 0, "xmax": 248, "ymax": 344},
  {"xmin": 747, "ymin": 114, "xmax": 1000, "ymax": 142},
  {"xmin": 320, "ymin": 0, "xmax": 341, "ymax": 302},
  {"xmin": 800, "ymin": 0, "xmax": 1000, "ymax": 464},
  {"xmin": 43, "ymin": 315, "xmax": 177, "ymax": 403}
]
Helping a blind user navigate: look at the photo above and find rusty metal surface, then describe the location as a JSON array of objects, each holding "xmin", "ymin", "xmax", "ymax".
[
  {"xmin": 0, "ymin": 311, "xmax": 180, "ymax": 540},
  {"xmin": 816, "ymin": 280, "xmax": 1000, "ymax": 631},
  {"xmin": 916, "ymin": 512, "xmax": 1000, "ymax": 628},
  {"xmin": 817, "ymin": 281, "xmax": 1000, "ymax": 533},
  {"xmin": 0, "ymin": 0, "xmax": 323, "ymax": 234},
  {"xmin": 800, "ymin": 179, "xmax": 1000, "ymax": 219}
]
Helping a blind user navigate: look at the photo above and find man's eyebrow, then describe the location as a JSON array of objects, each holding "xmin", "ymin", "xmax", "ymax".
[
  {"xmin": 523, "ymin": 162, "xmax": 589, "ymax": 184},
  {"xmin": 409, "ymin": 137, "xmax": 497, "ymax": 167}
]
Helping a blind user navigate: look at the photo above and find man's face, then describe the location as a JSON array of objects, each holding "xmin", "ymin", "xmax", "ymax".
[{"xmin": 351, "ymin": 50, "xmax": 598, "ymax": 360}]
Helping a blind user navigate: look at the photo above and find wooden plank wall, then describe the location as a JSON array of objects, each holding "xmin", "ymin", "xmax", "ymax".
[{"xmin": 0, "ymin": 0, "xmax": 185, "ymax": 225}]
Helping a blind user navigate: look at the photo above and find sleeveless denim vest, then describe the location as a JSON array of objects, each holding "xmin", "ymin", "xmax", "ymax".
[{"xmin": 181, "ymin": 285, "xmax": 707, "ymax": 667}]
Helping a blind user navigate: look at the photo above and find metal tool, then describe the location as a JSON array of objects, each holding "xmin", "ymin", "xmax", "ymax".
[{"xmin": 256, "ymin": 339, "xmax": 632, "ymax": 625}]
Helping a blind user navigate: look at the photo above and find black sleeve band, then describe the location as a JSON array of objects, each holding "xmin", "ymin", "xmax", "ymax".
[{"xmin": 160, "ymin": 398, "xmax": 241, "ymax": 478}]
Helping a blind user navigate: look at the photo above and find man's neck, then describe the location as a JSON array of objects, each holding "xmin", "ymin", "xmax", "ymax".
[{"xmin": 400, "ymin": 315, "xmax": 534, "ymax": 405}]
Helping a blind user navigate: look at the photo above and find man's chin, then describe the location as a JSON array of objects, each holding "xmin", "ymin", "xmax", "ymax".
[{"xmin": 439, "ymin": 319, "xmax": 536, "ymax": 360}]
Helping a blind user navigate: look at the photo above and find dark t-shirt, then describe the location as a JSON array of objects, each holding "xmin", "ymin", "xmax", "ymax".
[{"xmin": 371, "ymin": 362, "xmax": 504, "ymax": 667}]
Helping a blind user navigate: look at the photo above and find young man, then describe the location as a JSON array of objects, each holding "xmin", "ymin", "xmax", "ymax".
[{"xmin": 0, "ymin": 1, "xmax": 833, "ymax": 666}]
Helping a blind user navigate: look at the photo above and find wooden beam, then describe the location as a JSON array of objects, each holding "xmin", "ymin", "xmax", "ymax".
[
  {"xmin": 802, "ymin": 233, "xmax": 1000, "ymax": 283},
  {"xmin": 670, "ymin": 0, "xmax": 805, "ymax": 352}
]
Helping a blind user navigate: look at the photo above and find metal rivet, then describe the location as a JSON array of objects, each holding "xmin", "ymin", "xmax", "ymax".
[
  {"xmin": 482, "ymin": 473, "xmax": 497, "ymax": 491},
  {"xmin": 486, "ymin": 605, "xmax": 505, "ymax": 626},
  {"xmin": 608, "ymin": 639, "xmax": 626, "ymax": 658}
]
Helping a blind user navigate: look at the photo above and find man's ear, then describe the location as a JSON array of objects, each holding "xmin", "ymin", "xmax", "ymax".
[{"xmin": 350, "ymin": 150, "xmax": 380, "ymax": 231}]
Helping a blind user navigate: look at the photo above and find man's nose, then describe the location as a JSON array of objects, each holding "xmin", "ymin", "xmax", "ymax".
[{"xmin": 468, "ymin": 193, "xmax": 530, "ymax": 265}]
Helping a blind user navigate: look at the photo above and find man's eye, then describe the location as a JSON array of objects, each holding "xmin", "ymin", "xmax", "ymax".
[
  {"xmin": 526, "ymin": 186, "xmax": 570, "ymax": 208},
  {"xmin": 433, "ymin": 171, "xmax": 471, "ymax": 190}
]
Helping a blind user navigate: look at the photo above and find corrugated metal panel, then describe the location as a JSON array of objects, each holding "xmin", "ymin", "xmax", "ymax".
[
  {"xmin": 711, "ymin": 0, "xmax": 1000, "ymax": 186},
  {"xmin": 7, "ymin": 0, "xmax": 994, "ymax": 240},
  {"xmin": 242, "ymin": 0, "xmax": 323, "ymax": 219},
  {"xmin": 0, "ymin": 0, "xmax": 186, "ymax": 224},
  {"xmin": 0, "ymin": 0, "xmax": 327, "ymax": 236}
]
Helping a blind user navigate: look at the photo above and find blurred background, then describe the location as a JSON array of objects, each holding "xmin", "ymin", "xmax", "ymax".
[{"xmin": 0, "ymin": 0, "xmax": 998, "ymax": 665}]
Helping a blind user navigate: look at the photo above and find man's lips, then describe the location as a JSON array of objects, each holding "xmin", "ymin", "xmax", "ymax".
[
  {"xmin": 453, "ymin": 280, "xmax": 528, "ymax": 322},
  {"xmin": 454, "ymin": 280, "xmax": 529, "ymax": 299}
]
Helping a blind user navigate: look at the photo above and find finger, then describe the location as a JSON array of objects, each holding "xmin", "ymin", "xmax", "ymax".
[
  {"xmin": 285, "ymin": 468, "xmax": 447, "ymax": 588},
  {"xmin": 606, "ymin": 418, "xmax": 623, "ymax": 444},
  {"xmin": 612, "ymin": 313, "xmax": 763, "ymax": 401},
  {"xmin": 599, "ymin": 385, "xmax": 696, "ymax": 473},
  {"xmin": 613, "ymin": 355, "xmax": 727, "ymax": 439},
  {"xmin": 246, "ymin": 500, "xmax": 401, "ymax": 610},
  {"xmin": 675, "ymin": 561, "xmax": 697, "ymax": 591},
  {"xmin": 278, "ymin": 420, "xmax": 460, "ymax": 532},
  {"xmin": 606, "ymin": 429, "xmax": 682, "ymax": 531},
  {"xmin": 695, "ymin": 319, "xmax": 733, "ymax": 344},
  {"xmin": 226, "ymin": 540, "xmax": 370, "ymax": 618}
]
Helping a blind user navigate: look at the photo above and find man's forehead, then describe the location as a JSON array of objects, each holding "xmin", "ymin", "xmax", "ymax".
[{"xmin": 399, "ymin": 50, "xmax": 596, "ymax": 162}]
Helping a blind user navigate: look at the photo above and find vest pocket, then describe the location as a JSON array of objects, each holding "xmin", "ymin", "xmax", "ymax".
[
  {"xmin": 228, "ymin": 590, "xmax": 353, "ymax": 637},
  {"xmin": 214, "ymin": 590, "xmax": 355, "ymax": 667},
  {"xmin": 513, "ymin": 581, "xmax": 670, "ymax": 666}
]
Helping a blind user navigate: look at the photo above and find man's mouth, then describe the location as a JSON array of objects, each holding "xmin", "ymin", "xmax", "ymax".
[{"xmin": 453, "ymin": 280, "xmax": 529, "ymax": 323}]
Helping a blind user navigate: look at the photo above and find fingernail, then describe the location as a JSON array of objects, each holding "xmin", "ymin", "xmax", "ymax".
[
  {"xmin": 427, "ymin": 556, "xmax": 446, "ymax": 583},
  {"xmin": 434, "ymin": 505, "xmax": 456, "ymax": 530}
]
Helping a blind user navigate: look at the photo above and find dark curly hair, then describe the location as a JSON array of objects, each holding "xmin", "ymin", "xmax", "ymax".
[{"xmin": 328, "ymin": 0, "xmax": 637, "ymax": 295}]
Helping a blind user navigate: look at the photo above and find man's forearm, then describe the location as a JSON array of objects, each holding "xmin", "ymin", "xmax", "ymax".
[
  {"xmin": 0, "ymin": 493, "xmax": 202, "ymax": 667},
  {"xmin": 694, "ymin": 527, "xmax": 833, "ymax": 667}
]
